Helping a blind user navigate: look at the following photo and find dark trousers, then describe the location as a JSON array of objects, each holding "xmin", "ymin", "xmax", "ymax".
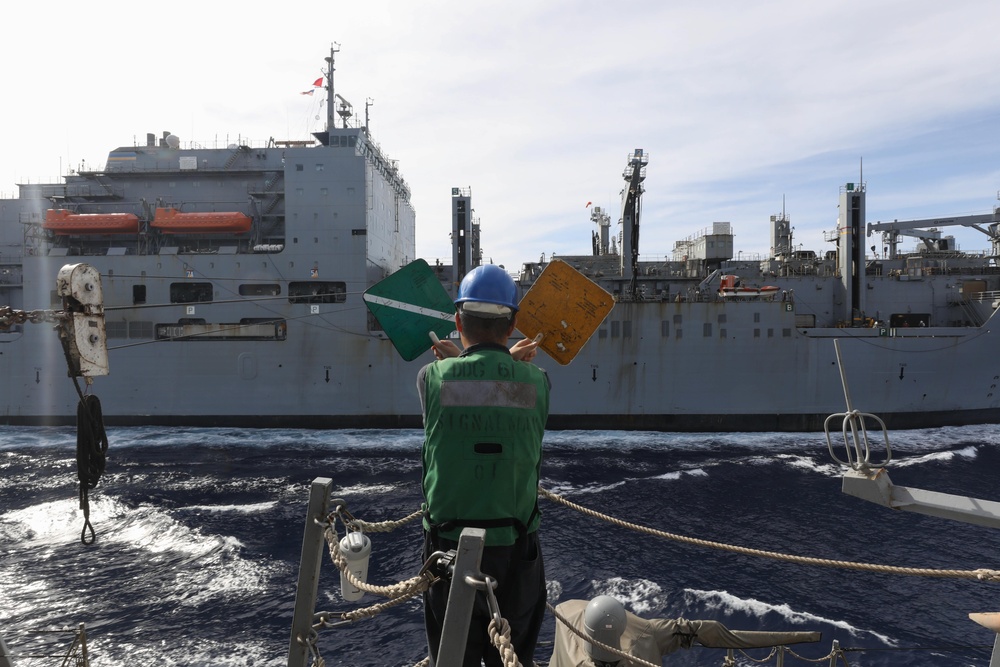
[{"xmin": 423, "ymin": 530, "xmax": 545, "ymax": 667}]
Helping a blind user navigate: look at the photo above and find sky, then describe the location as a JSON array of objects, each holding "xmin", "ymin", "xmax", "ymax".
[{"xmin": 3, "ymin": 0, "xmax": 999, "ymax": 271}]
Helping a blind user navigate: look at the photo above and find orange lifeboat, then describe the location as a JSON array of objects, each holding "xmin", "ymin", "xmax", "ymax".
[
  {"xmin": 719, "ymin": 275, "xmax": 781, "ymax": 299},
  {"xmin": 44, "ymin": 209, "xmax": 140, "ymax": 234},
  {"xmin": 151, "ymin": 207, "xmax": 252, "ymax": 234}
]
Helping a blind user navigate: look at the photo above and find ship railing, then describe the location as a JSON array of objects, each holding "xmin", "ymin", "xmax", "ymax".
[
  {"xmin": 0, "ymin": 623, "xmax": 90, "ymax": 667},
  {"xmin": 967, "ymin": 289, "xmax": 1000, "ymax": 303},
  {"xmin": 951, "ymin": 298, "xmax": 988, "ymax": 327}
]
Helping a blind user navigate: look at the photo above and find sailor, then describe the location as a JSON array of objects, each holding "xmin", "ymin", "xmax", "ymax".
[
  {"xmin": 417, "ymin": 264, "xmax": 550, "ymax": 667},
  {"xmin": 549, "ymin": 596, "xmax": 821, "ymax": 667}
]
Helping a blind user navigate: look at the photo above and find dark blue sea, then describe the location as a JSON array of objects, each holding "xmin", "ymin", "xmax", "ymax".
[{"xmin": 2, "ymin": 425, "xmax": 999, "ymax": 666}]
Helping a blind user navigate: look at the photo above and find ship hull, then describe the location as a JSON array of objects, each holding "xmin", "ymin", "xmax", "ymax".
[{"xmin": 4, "ymin": 275, "xmax": 998, "ymax": 432}]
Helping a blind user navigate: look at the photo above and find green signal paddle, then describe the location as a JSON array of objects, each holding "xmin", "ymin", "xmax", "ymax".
[{"xmin": 362, "ymin": 259, "xmax": 456, "ymax": 361}]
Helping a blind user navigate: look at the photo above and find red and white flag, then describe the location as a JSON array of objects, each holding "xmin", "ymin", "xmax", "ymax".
[{"xmin": 300, "ymin": 77, "xmax": 324, "ymax": 95}]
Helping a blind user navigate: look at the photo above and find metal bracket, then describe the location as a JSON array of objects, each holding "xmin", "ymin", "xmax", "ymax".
[
  {"xmin": 287, "ymin": 477, "xmax": 333, "ymax": 667},
  {"xmin": 436, "ymin": 528, "xmax": 487, "ymax": 667}
]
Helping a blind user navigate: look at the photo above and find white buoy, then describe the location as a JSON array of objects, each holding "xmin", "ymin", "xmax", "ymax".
[{"xmin": 339, "ymin": 531, "xmax": 371, "ymax": 601}]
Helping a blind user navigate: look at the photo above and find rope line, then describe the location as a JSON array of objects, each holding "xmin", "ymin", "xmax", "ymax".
[
  {"xmin": 538, "ymin": 487, "xmax": 1000, "ymax": 582},
  {"xmin": 315, "ymin": 499, "xmax": 998, "ymax": 667},
  {"xmin": 76, "ymin": 394, "xmax": 108, "ymax": 545},
  {"xmin": 351, "ymin": 509, "xmax": 423, "ymax": 533},
  {"xmin": 487, "ymin": 617, "xmax": 522, "ymax": 667},
  {"xmin": 324, "ymin": 525, "xmax": 436, "ymax": 599}
]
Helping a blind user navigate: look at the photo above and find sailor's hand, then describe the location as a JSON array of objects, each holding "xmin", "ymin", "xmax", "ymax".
[
  {"xmin": 510, "ymin": 337, "xmax": 539, "ymax": 362},
  {"xmin": 431, "ymin": 338, "xmax": 461, "ymax": 359}
]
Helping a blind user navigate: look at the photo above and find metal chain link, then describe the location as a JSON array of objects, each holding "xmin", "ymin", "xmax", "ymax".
[{"xmin": 0, "ymin": 306, "xmax": 66, "ymax": 330}]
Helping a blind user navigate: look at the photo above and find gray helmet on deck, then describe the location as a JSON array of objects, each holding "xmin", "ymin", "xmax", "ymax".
[{"xmin": 583, "ymin": 595, "xmax": 627, "ymax": 663}]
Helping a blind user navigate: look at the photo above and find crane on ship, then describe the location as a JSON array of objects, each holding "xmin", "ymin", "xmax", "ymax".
[
  {"xmin": 866, "ymin": 191, "xmax": 1000, "ymax": 258},
  {"xmin": 619, "ymin": 149, "xmax": 648, "ymax": 299}
]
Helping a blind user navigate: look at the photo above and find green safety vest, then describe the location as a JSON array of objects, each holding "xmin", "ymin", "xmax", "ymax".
[{"xmin": 421, "ymin": 346, "xmax": 549, "ymax": 546}]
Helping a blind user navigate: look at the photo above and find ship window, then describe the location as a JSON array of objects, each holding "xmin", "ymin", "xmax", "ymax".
[
  {"xmin": 106, "ymin": 321, "xmax": 127, "ymax": 339},
  {"xmin": 239, "ymin": 283, "xmax": 281, "ymax": 297},
  {"xmin": 154, "ymin": 319, "xmax": 287, "ymax": 342},
  {"xmin": 288, "ymin": 281, "xmax": 346, "ymax": 304},
  {"xmin": 720, "ymin": 328, "xmax": 727, "ymax": 338},
  {"xmin": 768, "ymin": 328, "xmax": 774, "ymax": 338},
  {"xmin": 673, "ymin": 314, "xmax": 682, "ymax": 325},
  {"xmin": 170, "ymin": 282, "xmax": 213, "ymax": 303},
  {"xmin": 296, "ymin": 164, "xmax": 304, "ymax": 171},
  {"xmin": 754, "ymin": 312, "xmax": 761, "ymax": 323},
  {"xmin": 133, "ymin": 285, "xmax": 146, "ymax": 305},
  {"xmin": 129, "ymin": 321, "xmax": 154, "ymax": 339},
  {"xmin": 703, "ymin": 323, "xmax": 712, "ymax": 337},
  {"xmin": 622, "ymin": 321, "xmax": 632, "ymax": 338},
  {"xmin": 241, "ymin": 317, "xmax": 286, "ymax": 335},
  {"xmin": 754, "ymin": 328, "xmax": 761, "ymax": 338},
  {"xmin": 718, "ymin": 314, "xmax": 727, "ymax": 324},
  {"xmin": 660, "ymin": 320, "xmax": 669, "ymax": 337},
  {"xmin": 783, "ymin": 328, "xmax": 792, "ymax": 337},
  {"xmin": 321, "ymin": 188, "xmax": 328, "ymax": 196},
  {"xmin": 610, "ymin": 321, "xmax": 620, "ymax": 338},
  {"xmin": 598, "ymin": 329, "xmax": 608, "ymax": 339},
  {"xmin": 675, "ymin": 328, "xmax": 682, "ymax": 340},
  {"xmin": 316, "ymin": 164, "xmax": 324, "ymax": 171}
]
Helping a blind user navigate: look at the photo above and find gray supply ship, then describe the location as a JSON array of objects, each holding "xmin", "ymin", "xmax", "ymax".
[{"xmin": 3, "ymin": 47, "xmax": 1000, "ymax": 432}]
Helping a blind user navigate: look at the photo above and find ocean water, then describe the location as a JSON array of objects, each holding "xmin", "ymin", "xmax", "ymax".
[{"xmin": 1, "ymin": 425, "xmax": 999, "ymax": 667}]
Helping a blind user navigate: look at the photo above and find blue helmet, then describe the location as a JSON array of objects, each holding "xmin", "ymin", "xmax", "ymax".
[{"xmin": 455, "ymin": 265, "xmax": 519, "ymax": 315}]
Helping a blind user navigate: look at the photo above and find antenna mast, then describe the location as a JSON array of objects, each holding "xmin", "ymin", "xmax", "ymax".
[{"xmin": 324, "ymin": 43, "xmax": 340, "ymax": 133}]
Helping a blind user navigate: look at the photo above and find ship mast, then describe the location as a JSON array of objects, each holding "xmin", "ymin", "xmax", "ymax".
[
  {"xmin": 324, "ymin": 43, "xmax": 340, "ymax": 133},
  {"xmin": 620, "ymin": 149, "xmax": 647, "ymax": 298}
]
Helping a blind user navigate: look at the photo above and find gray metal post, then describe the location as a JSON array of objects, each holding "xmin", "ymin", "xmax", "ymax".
[
  {"xmin": 78, "ymin": 623, "xmax": 90, "ymax": 667},
  {"xmin": 287, "ymin": 477, "xmax": 333, "ymax": 667},
  {"xmin": 0, "ymin": 632, "xmax": 13, "ymax": 667},
  {"xmin": 436, "ymin": 528, "xmax": 487, "ymax": 667}
]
